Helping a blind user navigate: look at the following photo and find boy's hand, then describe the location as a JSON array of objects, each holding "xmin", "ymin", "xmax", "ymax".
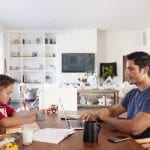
[{"xmin": 26, "ymin": 115, "xmax": 37, "ymax": 123}]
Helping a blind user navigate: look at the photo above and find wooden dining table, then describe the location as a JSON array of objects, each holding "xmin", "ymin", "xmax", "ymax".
[{"xmin": 15, "ymin": 111, "xmax": 143, "ymax": 150}]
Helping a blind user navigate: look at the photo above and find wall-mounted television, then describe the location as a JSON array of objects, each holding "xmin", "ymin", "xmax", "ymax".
[{"xmin": 62, "ymin": 53, "xmax": 95, "ymax": 73}]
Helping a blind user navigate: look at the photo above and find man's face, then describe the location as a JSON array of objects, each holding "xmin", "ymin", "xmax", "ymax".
[
  {"xmin": 0, "ymin": 84, "xmax": 13, "ymax": 104},
  {"xmin": 126, "ymin": 60, "xmax": 147, "ymax": 84}
]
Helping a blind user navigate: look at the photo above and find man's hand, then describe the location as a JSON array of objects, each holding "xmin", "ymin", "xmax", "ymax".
[
  {"xmin": 80, "ymin": 113, "xmax": 98, "ymax": 121},
  {"xmin": 98, "ymin": 108, "xmax": 110, "ymax": 121},
  {"xmin": 80, "ymin": 108, "xmax": 111, "ymax": 122}
]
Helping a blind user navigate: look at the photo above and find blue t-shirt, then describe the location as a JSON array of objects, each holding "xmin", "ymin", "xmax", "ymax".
[{"xmin": 121, "ymin": 87, "xmax": 150, "ymax": 139}]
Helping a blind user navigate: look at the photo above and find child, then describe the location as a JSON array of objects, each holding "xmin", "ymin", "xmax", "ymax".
[{"xmin": 0, "ymin": 74, "xmax": 36, "ymax": 127}]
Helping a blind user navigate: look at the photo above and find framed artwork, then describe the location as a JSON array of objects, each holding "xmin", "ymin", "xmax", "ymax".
[{"xmin": 100, "ymin": 62, "xmax": 117, "ymax": 79}]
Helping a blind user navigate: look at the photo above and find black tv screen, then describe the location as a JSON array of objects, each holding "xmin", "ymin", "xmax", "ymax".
[{"xmin": 62, "ymin": 53, "xmax": 95, "ymax": 72}]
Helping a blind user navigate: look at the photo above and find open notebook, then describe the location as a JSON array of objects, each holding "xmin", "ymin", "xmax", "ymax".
[{"xmin": 59, "ymin": 98, "xmax": 83, "ymax": 130}]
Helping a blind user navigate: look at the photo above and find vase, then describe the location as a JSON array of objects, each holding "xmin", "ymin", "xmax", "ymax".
[{"xmin": 80, "ymin": 82, "xmax": 86, "ymax": 89}]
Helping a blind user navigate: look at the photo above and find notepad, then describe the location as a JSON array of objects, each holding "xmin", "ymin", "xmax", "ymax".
[
  {"xmin": 33, "ymin": 128, "xmax": 75, "ymax": 144},
  {"xmin": 6, "ymin": 122, "xmax": 40, "ymax": 134}
]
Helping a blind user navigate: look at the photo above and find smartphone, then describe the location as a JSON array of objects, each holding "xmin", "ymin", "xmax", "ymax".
[{"xmin": 107, "ymin": 135, "xmax": 131, "ymax": 143}]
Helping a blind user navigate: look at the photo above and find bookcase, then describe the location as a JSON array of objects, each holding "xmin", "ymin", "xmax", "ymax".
[{"xmin": 7, "ymin": 31, "xmax": 58, "ymax": 88}]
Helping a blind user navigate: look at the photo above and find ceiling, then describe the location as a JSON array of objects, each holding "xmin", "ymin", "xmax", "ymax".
[{"xmin": 0, "ymin": 0, "xmax": 150, "ymax": 30}]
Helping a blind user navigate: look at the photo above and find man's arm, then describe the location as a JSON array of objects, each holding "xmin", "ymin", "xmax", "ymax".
[
  {"xmin": 80, "ymin": 103, "xmax": 126, "ymax": 121},
  {"xmin": 99, "ymin": 110, "xmax": 150, "ymax": 135},
  {"xmin": 107, "ymin": 103, "xmax": 127, "ymax": 117}
]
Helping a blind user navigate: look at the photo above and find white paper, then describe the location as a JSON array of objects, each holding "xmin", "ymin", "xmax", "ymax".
[
  {"xmin": 6, "ymin": 122, "xmax": 40, "ymax": 134},
  {"xmin": 33, "ymin": 128, "xmax": 75, "ymax": 144}
]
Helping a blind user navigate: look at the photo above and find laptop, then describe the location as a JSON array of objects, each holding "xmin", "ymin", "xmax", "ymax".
[{"xmin": 59, "ymin": 98, "xmax": 84, "ymax": 130}]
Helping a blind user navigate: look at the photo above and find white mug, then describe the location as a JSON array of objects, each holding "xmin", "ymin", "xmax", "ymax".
[{"xmin": 22, "ymin": 124, "xmax": 33, "ymax": 145}]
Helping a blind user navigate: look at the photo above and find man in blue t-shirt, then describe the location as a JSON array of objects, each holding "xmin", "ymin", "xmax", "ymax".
[{"xmin": 80, "ymin": 51, "xmax": 150, "ymax": 139}]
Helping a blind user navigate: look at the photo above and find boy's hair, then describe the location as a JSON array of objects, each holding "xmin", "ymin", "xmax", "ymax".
[
  {"xmin": 0, "ymin": 74, "xmax": 16, "ymax": 89},
  {"xmin": 126, "ymin": 51, "xmax": 150, "ymax": 76}
]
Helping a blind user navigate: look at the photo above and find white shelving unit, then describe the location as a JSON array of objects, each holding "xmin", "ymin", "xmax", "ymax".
[{"xmin": 7, "ymin": 31, "xmax": 58, "ymax": 95}]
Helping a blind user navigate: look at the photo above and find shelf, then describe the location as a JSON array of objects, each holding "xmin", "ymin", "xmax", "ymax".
[
  {"xmin": 10, "ymin": 43, "xmax": 21, "ymax": 45},
  {"xmin": 77, "ymin": 104, "xmax": 111, "ymax": 108},
  {"xmin": 22, "ymin": 44, "xmax": 44, "ymax": 46},
  {"xmin": 45, "ymin": 44, "xmax": 56, "ymax": 46},
  {"xmin": 23, "ymin": 82, "xmax": 43, "ymax": 84},
  {"xmin": 9, "ymin": 70, "xmax": 21, "ymax": 72},
  {"xmin": 8, "ymin": 31, "xmax": 57, "ymax": 87},
  {"xmin": 22, "ymin": 70, "xmax": 44, "ymax": 72},
  {"xmin": 45, "ymin": 70, "xmax": 56, "ymax": 72},
  {"xmin": 45, "ymin": 57, "xmax": 56, "ymax": 59},
  {"xmin": 22, "ymin": 57, "xmax": 43, "ymax": 59},
  {"xmin": 9, "ymin": 57, "xmax": 21, "ymax": 58}
]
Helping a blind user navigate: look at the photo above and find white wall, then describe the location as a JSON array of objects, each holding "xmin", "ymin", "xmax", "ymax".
[
  {"xmin": 0, "ymin": 34, "xmax": 4, "ymax": 74},
  {"xmin": 56, "ymin": 29, "xmax": 97, "ymax": 84},
  {"xmin": 5, "ymin": 28, "xmax": 149, "ymax": 86},
  {"xmin": 97, "ymin": 30, "xmax": 143, "ymax": 83},
  {"xmin": 0, "ymin": 24, "xmax": 7, "ymax": 74}
]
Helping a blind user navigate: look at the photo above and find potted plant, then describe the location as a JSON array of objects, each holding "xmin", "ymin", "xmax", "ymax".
[
  {"xmin": 102, "ymin": 65, "xmax": 114, "ymax": 80},
  {"xmin": 25, "ymin": 88, "xmax": 38, "ymax": 101},
  {"xmin": 100, "ymin": 62, "xmax": 117, "ymax": 80}
]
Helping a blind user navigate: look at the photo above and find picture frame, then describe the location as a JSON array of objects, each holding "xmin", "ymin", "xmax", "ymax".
[{"xmin": 100, "ymin": 62, "xmax": 117, "ymax": 79}]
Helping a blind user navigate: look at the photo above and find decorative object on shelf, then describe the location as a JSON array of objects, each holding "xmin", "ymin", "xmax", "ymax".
[
  {"xmin": 86, "ymin": 72, "xmax": 98, "ymax": 88},
  {"xmin": 32, "ymin": 51, "xmax": 38, "ymax": 57},
  {"xmin": 25, "ymin": 88, "xmax": 38, "ymax": 101},
  {"xmin": 13, "ymin": 39, "xmax": 20, "ymax": 44},
  {"xmin": 78, "ymin": 76, "xmax": 87, "ymax": 89},
  {"xmin": 49, "ymin": 38, "xmax": 56, "ymax": 44},
  {"xmin": 100, "ymin": 62, "xmax": 117, "ymax": 80},
  {"xmin": 98, "ymin": 96, "xmax": 106, "ymax": 106},
  {"xmin": 80, "ymin": 96, "xmax": 87, "ymax": 105},
  {"xmin": 8, "ymin": 31, "xmax": 58, "ymax": 97},
  {"xmin": 45, "ymin": 38, "xmax": 48, "ymax": 44},
  {"xmin": 78, "ymin": 76, "xmax": 87, "ymax": 83},
  {"xmin": 103, "ymin": 76, "xmax": 113, "ymax": 84},
  {"xmin": 22, "ymin": 39, "xmax": 25, "ymax": 44},
  {"xmin": 36, "ymin": 38, "xmax": 41, "ymax": 44}
]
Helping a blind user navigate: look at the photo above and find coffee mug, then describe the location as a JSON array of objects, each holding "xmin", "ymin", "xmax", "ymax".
[{"xmin": 83, "ymin": 121, "xmax": 100, "ymax": 143}]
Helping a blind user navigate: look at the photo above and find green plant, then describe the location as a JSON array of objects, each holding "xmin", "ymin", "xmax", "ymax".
[
  {"xmin": 85, "ymin": 70, "xmax": 94, "ymax": 78},
  {"xmin": 26, "ymin": 88, "xmax": 38, "ymax": 94},
  {"xmin": 102, "ymin": 65, "xmax": 114, "ymax": 80}
]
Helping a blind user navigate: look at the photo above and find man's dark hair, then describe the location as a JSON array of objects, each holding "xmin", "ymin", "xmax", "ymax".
[
  {"xmin": 126, "ymin": 51, "xmax": 150, "ymax": 76},
  {"xmin": 0, "ymin": 74, "xmax": 16, "ymax": 89}
]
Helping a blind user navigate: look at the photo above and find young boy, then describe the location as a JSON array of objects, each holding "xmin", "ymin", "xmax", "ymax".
[{"xmin": 0, "ymin": 74, "xmax": 36, "ymax": 127}]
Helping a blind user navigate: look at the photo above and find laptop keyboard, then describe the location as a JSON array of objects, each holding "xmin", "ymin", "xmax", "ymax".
[{"xmin": 68, "ymin": 120, "xmax": 84, "ymax": 128}]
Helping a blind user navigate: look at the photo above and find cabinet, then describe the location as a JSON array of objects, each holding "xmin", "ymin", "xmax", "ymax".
[
  {"xmin": 7, "ymin": 31, "xmax": 58, "ymax": 86},
  {"xmin": 77, "ymin": 89, "xmax": 119, "ymax": 109}
]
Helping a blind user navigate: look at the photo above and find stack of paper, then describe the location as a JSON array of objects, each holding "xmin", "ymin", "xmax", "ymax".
[
  {"xmin": 6, "ymin": 122, "xmax": 40, "ymax": 134},
  {"xmin": 33, "ymin": 128, "xmax": 75, "ymax": 144}
]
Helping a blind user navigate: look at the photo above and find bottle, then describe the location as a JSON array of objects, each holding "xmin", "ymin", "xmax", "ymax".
[
  {"xmin": 45, "ymin": 38, "xmax": 48, "ymax": 44},
  {"xmin": 22, "ymin": 39, "xmax": 25, "ymax": 44}
]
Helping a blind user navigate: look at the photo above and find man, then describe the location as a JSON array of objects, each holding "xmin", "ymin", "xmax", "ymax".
[{"xmin": 80, "ymin": 51, "xmax": 150, "ymax": 139}]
